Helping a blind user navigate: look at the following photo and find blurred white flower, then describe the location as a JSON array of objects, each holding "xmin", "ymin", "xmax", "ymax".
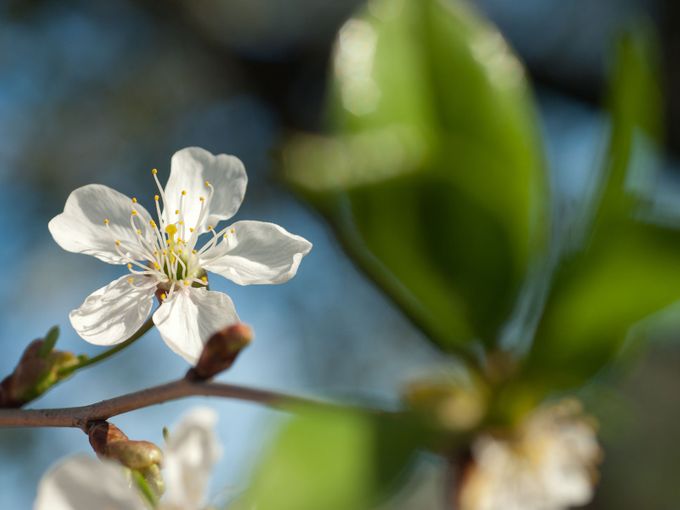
[
  {"xmin": 49, "ymin": 147, "xmax": 312, "ymax": 363},
  {"xmin": 459, "ymin": 399, "xmax": 601, "ymax": 510},
  {"xmin": 34, "ymin": 407, "xmax": 221, "ymax": 510}
]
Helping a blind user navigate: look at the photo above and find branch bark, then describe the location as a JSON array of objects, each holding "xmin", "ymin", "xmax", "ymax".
[{"xmin": 0, "ymin": 379, "xmax": 328, "ymax": 430}]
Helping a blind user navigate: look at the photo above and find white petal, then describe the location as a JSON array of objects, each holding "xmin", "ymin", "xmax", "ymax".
[
  {"xmin": 162, "ymin": 407, "xmax": 221, "ymax": 510},
  {"xmin": 201, "ymin": 221, "xmax": 312, "ymax": 285},
  {"xmin": 69, "ymin": 274, "xmax": 157, "ymax": 346},
  {"xmin": 152, "ymin": 288, "xmax": 239, "ymax": 364},
  {"xmin": 34, "ymin": 456, "xmax": 146, "ymax": 510},
  {"xmin": 163, "ymin": 147, "xmax": 247, "ymax": 234},
  {"xmin": 49, "ymin": 184, "xmax": 154, "ymax": 264}
]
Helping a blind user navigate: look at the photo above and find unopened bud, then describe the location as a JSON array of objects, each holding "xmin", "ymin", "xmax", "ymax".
[
  {"xmin": 88, "ymin": 421, "xmax": 163, "ymax": 469},
  {"xmin": 107, "ymin": 440, "xmax": 163, "ymax": 470},
  {"xmin": 0, "ymin": 328, "xmax": 80, "ymax": 408},
  {"xmin": 189, "ymin": 323, "xmax": 253, "ymax": 380},
  {"xmin": 87, "ymin": 420, "xmax": 165, "ymax": 501},
  {"xmin": 88, "ymin": 421, "xmax": 128, "ymax": 454}
]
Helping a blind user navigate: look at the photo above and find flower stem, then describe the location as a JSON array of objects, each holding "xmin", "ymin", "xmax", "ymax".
[{"xmin": 58, "ymin": 318, "xmax": 155, "ymax": 377}]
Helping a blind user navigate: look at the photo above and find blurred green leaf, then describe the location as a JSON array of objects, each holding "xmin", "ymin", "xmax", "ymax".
[
  {"xmin": 244, "ymin": 409, "xmax": 424, "ymax": 510},
  {"xmin": 284, "ymin": 0, "xmax": 548, "ymax": 353},
  {"xmin": 526, "ymin": 26, "xmax": 670, "ymax": 390}
]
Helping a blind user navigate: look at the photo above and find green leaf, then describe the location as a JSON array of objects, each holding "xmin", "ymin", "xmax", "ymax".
[
  {"xmin": 243, "ymin": 409, "xmax": 424, "ymax": 510},
  {"xmin": 283, "ymin": 0, "xmax": 548, "ymax": 353},
  {"xmin": 525, "ymin": 26, "xmax": 669, "ymax": 390}
]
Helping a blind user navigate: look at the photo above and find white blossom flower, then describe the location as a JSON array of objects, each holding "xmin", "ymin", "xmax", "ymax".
[
  {"xmin": 49, "ymin": 147, "xmax": 312, "ymax": 363},
  {"xmin": 459, "ymin": 399, "xmax": 601, "ymax": 510},
  {"xmin": 34, "ymin": 407, "xmax": 222, "ymax": 510}
]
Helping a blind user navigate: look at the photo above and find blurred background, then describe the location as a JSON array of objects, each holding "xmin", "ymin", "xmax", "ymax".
[{"xmin": 0, "ymin": 0, "xmax": 679, "ymax": 508}]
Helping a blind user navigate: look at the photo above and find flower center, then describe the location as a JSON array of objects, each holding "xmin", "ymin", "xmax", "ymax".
[{"xmin": 101, "ymin": 169, "xmax": 228, "ymax": 301}]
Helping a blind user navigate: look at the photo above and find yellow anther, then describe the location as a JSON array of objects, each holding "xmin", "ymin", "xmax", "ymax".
[
  {"xmin": 189, "ymin": 227, "xmax": 194, "ymax": 233},
  {"xmin": 207, "ymin": 225, "xmax": 213, "ymax": 231},
  {"xmin": 127, "ymin": 263, "xmax": 132, "ymax": 270},
  {"xmin": 199, "ymin": 196, "xmax": 205, "ymax": 202},
  {"xmin": 131, "ymin": 210, "xmax": 138, "ymax": 216},
  {"xmin": 131, "ymin": 197, "xmax": 137, "ymax": 203},
  {"xmin": 230, "ymin": 228, "xmax": 235, "ymax": 234},
  {"xmin": 151, "ymin": 168, "xmax": 158, "ymax": 175},
  {"xmin": 162, "ymin": 250, "xmax": 167, "ymax": 255},
  {"xmin": 165, "ymin": 224, "xmax": 178, "ymax": 239},
  {"xmin": 175, "ymin": 209, "xmax": 179, "ymax": 215},
  {"xmin": 181, "ymin": 190, "xmax": 187, "ymax": 196},
  {"xmin": 115, "ymin": 240, "xmax": 121, "ymax": 246},
  {"xmin": 150, "ymin": 220, "xmax": 157, "ymax": 228},
  {"xmin": 178, "ymin": 221, "xmax": 184, "ymax": 226},
  {"xmin": 153, "ymin": 262, "xmax": 161, "ymax": 269},
  {"xmin": 204, "ymin": 180, "xmax": 211, "ymax": 187},
  {"xmin": 154, "ymin": 195, "xmax": 159, "ymax": 201},
  {"xmin": 127, "ymin": 277, "xmax": 134, "ymax": 284},
  {"xmin": 103, "ymin": 218, "xmax": 110, "ymax": 225},
  {"xmin": 201, "ymin": 276, "xmax": 208, "ymax": 283},
  {"xmin": 136, "ymin": 229, "xmax": 142, "ymax": 235},
  {"xmin": 160, "ymin": 293, "xmax": 167, "ymax": 300},
  {"xmin": 184, "ymin": 280, "xmax": 190, "ymax": 286},
  {"xmin": 192, "ymin": 249, "xmax": 197, "ymax": 254}
]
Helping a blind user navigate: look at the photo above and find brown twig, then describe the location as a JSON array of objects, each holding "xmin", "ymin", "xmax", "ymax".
[{"xmin": 0, "ymin": 378, "xmax": 328, "ymax": 431}]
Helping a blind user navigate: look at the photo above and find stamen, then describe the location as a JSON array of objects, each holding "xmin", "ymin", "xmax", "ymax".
[
  {"xmin": 131, "ymin": 197, "xmax": 138, "ymax": 203},
  {"xmin": 175, "ymin": 253, "xmax": 188, "ymax": 279},
  {"xmin": 165, "ymin": 224, "xmax": 178, "ymax": 235},
  {"xmin": 151, "ymin": 168, "xmax": 169, "ymax": 227},
  {"xmin": 127, "ymin": 212, "xmax": 156, "ymax": 262},
  {"xmin": 197, "ymin": 223, "xmax": 236, "ymax": 257},
  {"xmin": 188, "ymin": 276, "xmax": 209, "ymax": 287},
  {"xmin": 103, "ymin": 218, "xmax": 110, "ymax": 225}
]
